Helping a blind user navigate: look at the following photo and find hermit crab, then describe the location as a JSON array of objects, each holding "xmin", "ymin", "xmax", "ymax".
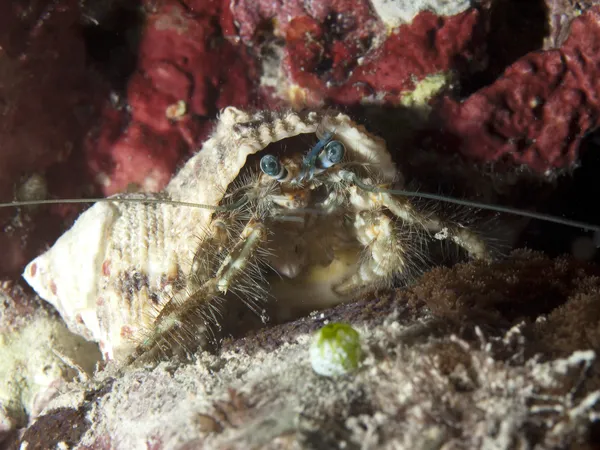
[{"xmin": 13, "ymin": 107, "xmax": 594, "ymax": 365}]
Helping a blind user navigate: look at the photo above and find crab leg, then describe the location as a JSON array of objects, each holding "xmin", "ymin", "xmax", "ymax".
[
  {"xmin": 126, "ymin": 219, "xmax": 267, "ymax": 365},
  {"xmin": 335, "ymin": 210, "xmax": 411, "ymax": 294},
  {"xmin": 190, "ymin": 216, "xmax": 233, "ymax": 284},
  {"xmin": 341, "ymin": 171, "xmax": 491, "ymax": 260},
  {"xmin": 378, "ymin": 192, "xmax": 491, "ymax": 260},
  {"xmin": 215, "ymin": 219, "xmax": 266, "ymax": 294},
  {"xmin": 335, "ymin": 183, "xmax": 492, "ymax": 295}
]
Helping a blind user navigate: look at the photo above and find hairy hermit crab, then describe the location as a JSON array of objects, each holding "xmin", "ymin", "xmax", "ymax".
[{"xmin": 20, "ymin": 107, "xmax": 497, "ymax": 364}]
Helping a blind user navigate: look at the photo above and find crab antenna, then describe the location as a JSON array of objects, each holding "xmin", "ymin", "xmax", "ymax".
[
  {"xmin": 340, "ymin": 171, "xmax": 600, "ymax": 234},
  {"xmin": 0, "ymin": 195, "xmax": 248, "ymax": 211}
]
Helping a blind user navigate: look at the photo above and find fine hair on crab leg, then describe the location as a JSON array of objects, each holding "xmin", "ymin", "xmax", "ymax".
[
  {"xmin": 214, "ymin": 219, "xmax": 267, "ymax": 294},
  {"xmin": 379, "ymin": 191, "xmax": 491, "ymax": 260},
  {"xmin": 334, "ymin": 209, "xmax": 429, "ymax": 295},
  {"xmin": 125, "ymin": 281, "xmax": 222, "ymax": 365},
  {"xmin": 125, "ymin": 217, "xmax": 268, "ymax": 365},
  {"xmin": 333, "ymin": 169, "xmax": 491, "ymax": 277}
]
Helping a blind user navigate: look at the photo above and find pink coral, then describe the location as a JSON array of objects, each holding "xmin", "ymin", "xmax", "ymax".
[
  {"xmin": 86, "ymin": 0, "xmax": 257, "ymax": 195},
  {"xmin": 0, "ymin": 0, "xmax": 104, "ymax": 278},
  {"xmin": 232, "ymin": 0, "xmax": 378, "ymax": 45},
  {"xmin": 437, "ymin": 6, "xmax": 600, "ymax": 173},
  {"xmin": 328, "ymin": 9, "xmax": 485, "ymax": 105},
  {"xmin": 233, "ymin": 0, "xmax": 486, "ymax": 107}
]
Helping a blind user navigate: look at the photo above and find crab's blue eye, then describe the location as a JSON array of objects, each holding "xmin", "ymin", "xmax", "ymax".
[
  {"xmin": 260, "ymin": 154, "xmax": 286, "ymax": 180},
  {"xmin": 317, "ymin": 140, "xmax": 345, "ymax": 168}
]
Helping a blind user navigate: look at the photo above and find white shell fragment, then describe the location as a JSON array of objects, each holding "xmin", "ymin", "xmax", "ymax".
[{"xmin": 23, "ymin": 107, "xmax": 396, "ymax": 362}]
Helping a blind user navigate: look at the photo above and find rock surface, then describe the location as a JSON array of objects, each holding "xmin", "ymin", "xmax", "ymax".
[{"xmin": 8, "ymin": 251, "xmax": 600, "ymax": 449}]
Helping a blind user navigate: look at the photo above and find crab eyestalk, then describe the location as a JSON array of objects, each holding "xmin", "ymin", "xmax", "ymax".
[{"xmin": 297, "ymin": 131, "xmax": 334, "ymax": 182}]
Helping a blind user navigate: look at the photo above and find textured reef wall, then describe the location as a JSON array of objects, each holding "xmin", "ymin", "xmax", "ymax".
[{"xmin": 1, "ymin": 0, "xmax": 600, "ymax": 448}]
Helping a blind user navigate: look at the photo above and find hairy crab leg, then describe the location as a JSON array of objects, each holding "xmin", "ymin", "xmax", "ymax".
[
  {"xmin": 330, "ymin": 175, "xmax": 492, "ymax": 296},
  {"xmin": 378, "ymin": 192, "xmax": 491, "ymax": 260},
  {"xmin": 215, "ymin": 219, "xmax": 266, "ymax": 294},
  {"xmin": 345, "ymin": 180, "xmax": 491, "ymax": 261},
  {"xmin": 334, "ymin": 209, "xmax": 413, "ymax": 295},
  {"xmin": 126, "ymin": 217, "xmax": 267, "ymax": 365}
]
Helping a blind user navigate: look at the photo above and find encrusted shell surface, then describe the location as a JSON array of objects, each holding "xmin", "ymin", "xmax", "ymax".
[{"xmin": 23, "ymin": 107, "xmax": 396, "ymax": 361}]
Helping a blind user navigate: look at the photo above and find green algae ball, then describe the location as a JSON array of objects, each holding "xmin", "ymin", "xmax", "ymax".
[{"xmin": 310, "ymin": 323, "xmax": 362, "ymax": 377}]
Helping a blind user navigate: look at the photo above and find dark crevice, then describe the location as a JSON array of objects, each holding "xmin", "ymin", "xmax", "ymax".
[
  {"xmin": 460, "ymin": 0, "xmax": 549, "ymax": 97},
  {"xmin": 517, "ymin": 129, "xmax": 600, "ymax": 262},
  {"xmin": 80, "ymin": 0, "xmax": 144, "ymax": 93}
]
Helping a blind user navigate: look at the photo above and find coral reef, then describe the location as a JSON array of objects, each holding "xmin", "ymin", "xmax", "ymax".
[
  {"xmin": 3, "ymin": 0, "xmax": 600, "ymax": 285},
  {"xmin": 437, "ymin": 5, "xmax": 600, "ymax": 174},
  {"xmin": 87, "ymin": 0, "xmax": 258, "ymax": 196},
  {"xmin": 0, "ymin": 0, "xmax": 104, "ymax": 278},
  {"xmin": 0, "ymin": 0, "xmax": 257, "ymax": 273},
  {"xmin": 241, "ymin": 0, "xmax": 487, "ymax": 108},
  {"xmin": 286, "ymin": 9, "xmax": 486, "ymax": 107}
]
